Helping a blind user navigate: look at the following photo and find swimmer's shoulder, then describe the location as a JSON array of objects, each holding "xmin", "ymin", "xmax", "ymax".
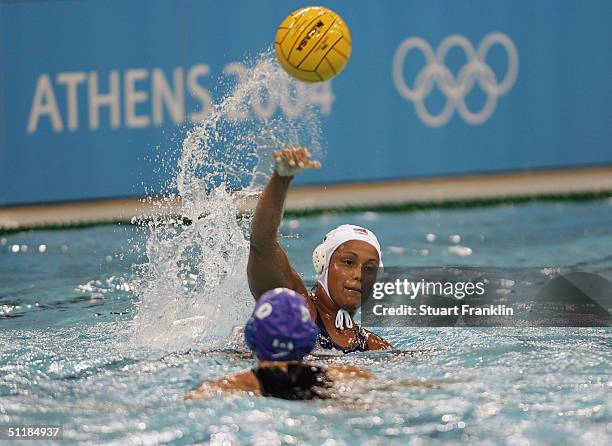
[
  {"xmin": 219, "ymin": 370, "xmax": 261, "ymax": 393},
  {"xmin": 326, "ymin": 365, "xmax": 375, "ymax": 380},
  {"xmin": 362, "ymin": 328, "xmax": 392, "ymax": 350},
  {"xmin": 185, "ymin": 370, "xmax": 261, "ymax": 400}
]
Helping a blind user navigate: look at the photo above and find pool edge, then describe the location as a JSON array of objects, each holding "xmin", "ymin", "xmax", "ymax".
[{"xmin": 2, "ymin": 166, "xmax": 612, "ymax": 233}]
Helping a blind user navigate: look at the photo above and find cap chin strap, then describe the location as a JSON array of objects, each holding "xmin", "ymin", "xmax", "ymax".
[{"xmin": 335, "ymin": 309, "xmax": 353, "ymax": 330}]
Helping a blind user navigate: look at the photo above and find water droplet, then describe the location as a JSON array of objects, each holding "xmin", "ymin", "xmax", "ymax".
[
  {"xmin": 426, "ymin": 233, "xmax": 436, "ymax": 242},
  {"xmin": 449, "ymin": 234, "xmax": 461, "ymax": 244},
  {"xmin": 10, "ymin": 245, "xmax": 19, "ymax": 253},
  {"xmin": 60, "ymin": 244, "xmax": 69, "ymax": 253},
  {"xmin": 38, "ymin": 244, "xmax": 47, "ymax": 253},
  {"xmin": 448, "ymin": 245, "xmax": 472, "ymax": 257}
]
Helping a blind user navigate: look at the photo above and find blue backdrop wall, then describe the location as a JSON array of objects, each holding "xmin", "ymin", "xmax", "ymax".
[{"xmin": 1, "ymin": 0, "xmax": 612, "ymax": 205}]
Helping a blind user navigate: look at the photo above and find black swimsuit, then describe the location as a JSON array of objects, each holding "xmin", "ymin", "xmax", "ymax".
[
  {"xmin": 306, "ymin": 290, "xmax": 369, "ymax": 353},
  {"xmin": 315, "ymin": 311, "xmax": 369, "ymax": 353},
  {"xmin": 252, "ymin": 364, "xmax": 331, "ymax": 400}
]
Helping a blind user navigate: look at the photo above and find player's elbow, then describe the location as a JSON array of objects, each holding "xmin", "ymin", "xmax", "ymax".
[{"xmin": 248, "ymin": 230, "xmax": 277, "ymax": 253}]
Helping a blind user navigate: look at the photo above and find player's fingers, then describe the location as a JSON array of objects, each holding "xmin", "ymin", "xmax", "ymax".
[
  {"xmin": 282, "ymin": 149, "xmax": 294, "ymax": 165},
  {"xmin": 305, "ymin": 160, "xmax": 321, "ymax": 170},
  {"xmin": 298, "ymin": 148, "xmax": 311, "ymax": 166},
  {"xmin": 285, "ymin": 149, "xmax": 297, "ymax": 167},
  {"xmin": 294, "ymin": 148, "xmax": 305, "ymax": 166}
]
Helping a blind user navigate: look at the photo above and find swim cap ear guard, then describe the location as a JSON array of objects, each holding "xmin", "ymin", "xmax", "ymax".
[
  {"xmin": 312, "ymin": 242, "xmax": 326, "ymax": 276},
  {"xmin": 244, "ymin": 319, "xmax": 259, "ymax": 355}
]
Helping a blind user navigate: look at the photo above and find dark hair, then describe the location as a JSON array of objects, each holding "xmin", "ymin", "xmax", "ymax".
[{"xmin": 253, "ymin": 364, "xmax": 332, "ymax": 400}]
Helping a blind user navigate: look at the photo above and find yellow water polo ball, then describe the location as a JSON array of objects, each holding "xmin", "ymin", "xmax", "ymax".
[{"xmin": 275, "ymin": 6, "xmax": 352, "ymax": 82}]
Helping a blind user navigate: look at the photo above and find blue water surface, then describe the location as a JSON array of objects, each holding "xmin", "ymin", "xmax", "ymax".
[{"xmin": 1, "ymin": 200, "xmax": 611, "ymax": 445}]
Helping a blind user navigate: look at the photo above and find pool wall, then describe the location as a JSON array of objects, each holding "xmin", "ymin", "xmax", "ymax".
[{"xmin": 2, "ymin": 0, "xmax": 612, "ymax": 206}]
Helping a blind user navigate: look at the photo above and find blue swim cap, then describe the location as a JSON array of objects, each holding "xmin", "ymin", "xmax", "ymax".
[{"xmin": 245, "ymin": 288, "xmax": 319, "ymax": 361}]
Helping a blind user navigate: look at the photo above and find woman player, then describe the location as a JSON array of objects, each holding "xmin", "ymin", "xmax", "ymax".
[{"xmin": 247, "ymin": 147, "xmax": 391, "ymax": 353}]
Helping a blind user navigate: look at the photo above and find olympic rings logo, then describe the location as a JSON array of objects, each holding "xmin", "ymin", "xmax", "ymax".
[{"xmin": 392, "ymin": 32, "xmax": 519, "ymax": 127}]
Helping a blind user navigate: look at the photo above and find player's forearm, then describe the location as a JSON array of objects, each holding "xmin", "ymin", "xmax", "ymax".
[{"xmin": 250, "ymin": 172, "xmax": 293, "ymax": 250}]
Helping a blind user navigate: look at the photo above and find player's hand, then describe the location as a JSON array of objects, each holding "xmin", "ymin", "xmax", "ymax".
[{"xmin": 273, "ymin": 147, "xmax": 321, "ymax": 177}]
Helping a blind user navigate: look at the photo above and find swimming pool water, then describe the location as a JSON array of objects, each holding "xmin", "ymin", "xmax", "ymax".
[{"xmin": 1, "ymin": 200, "xmax": 611, "ymax": 445}]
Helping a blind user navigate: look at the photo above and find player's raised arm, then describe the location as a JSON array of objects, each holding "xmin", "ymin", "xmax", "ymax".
[{"xmin": 247, "ymin": 147, "xmax": 321, "ymax": 299}]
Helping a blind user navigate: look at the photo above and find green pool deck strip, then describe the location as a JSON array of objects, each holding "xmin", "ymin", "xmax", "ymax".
[{"xmin": 1, "ymin": 166, "xmax": 611, "ymax": 232}]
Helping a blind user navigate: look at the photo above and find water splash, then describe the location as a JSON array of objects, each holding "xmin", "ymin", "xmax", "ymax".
[{"xmin": 130, "ymin": 49, "xmax": 327, "ymax": 351}]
